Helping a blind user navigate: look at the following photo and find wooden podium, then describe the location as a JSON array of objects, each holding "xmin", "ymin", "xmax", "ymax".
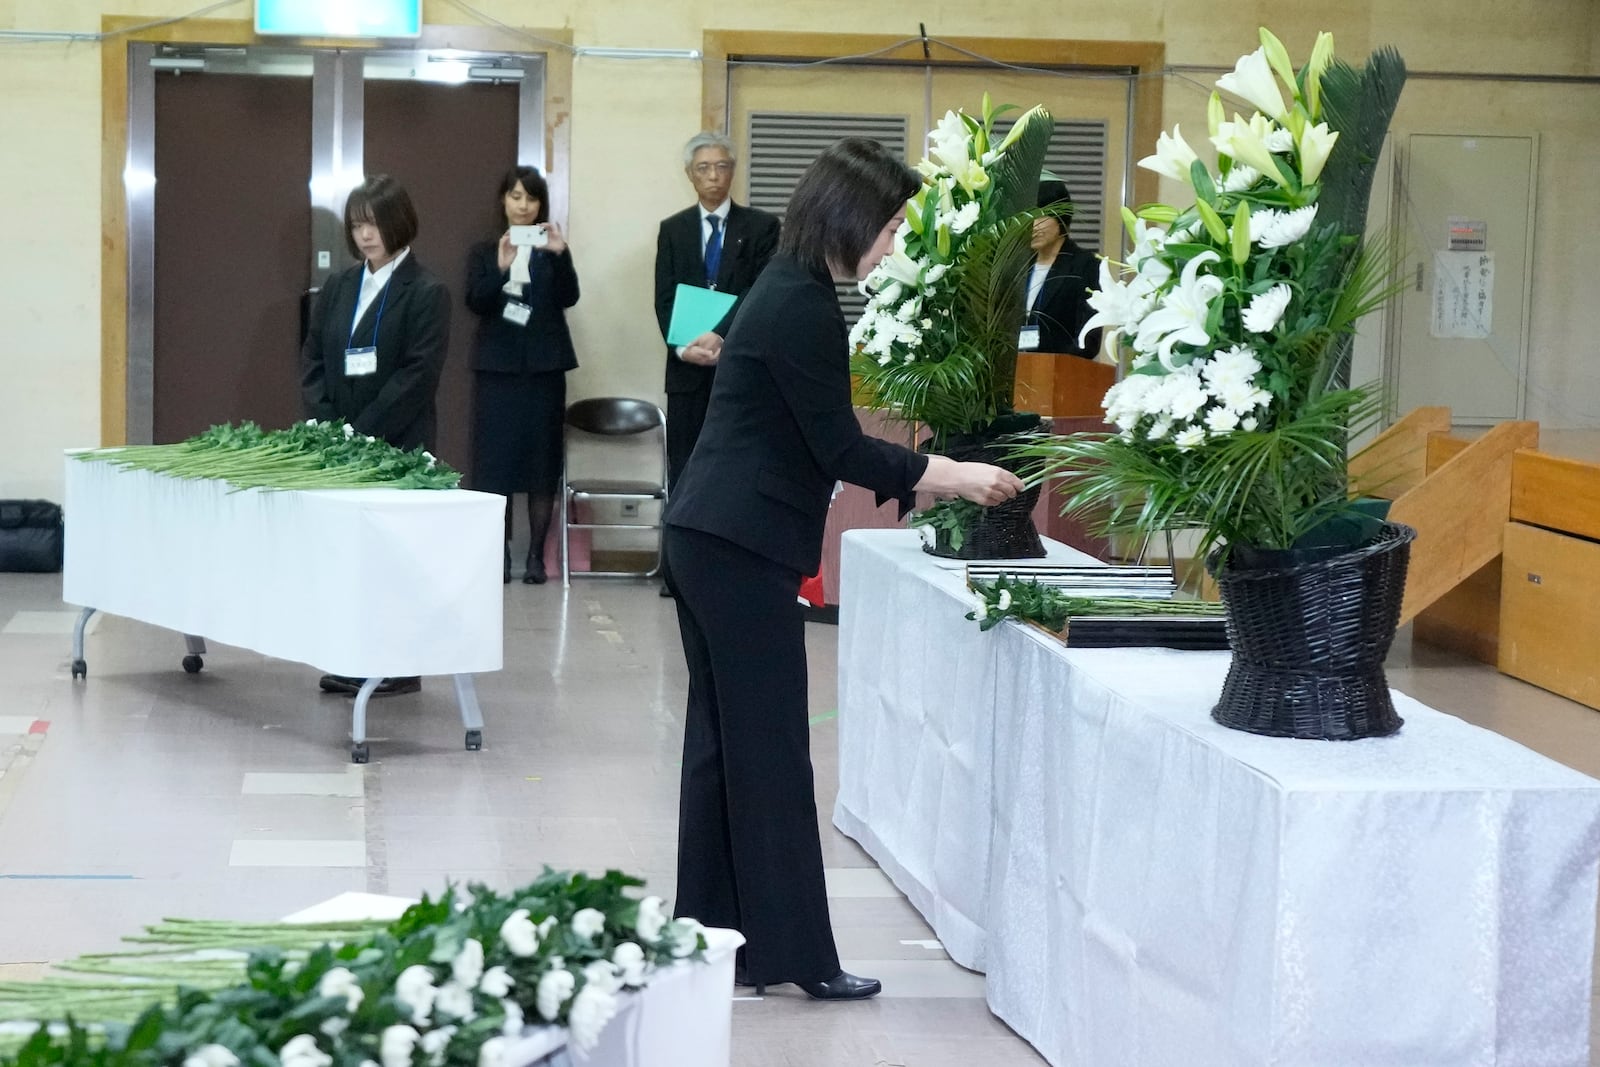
[{"xmin": 1013, "ymin": 351, "xmax": 1116, "ymax": 416}]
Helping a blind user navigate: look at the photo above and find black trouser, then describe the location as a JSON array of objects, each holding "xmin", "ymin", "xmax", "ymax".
[
  {"xmin": 664, "ymin": 525, "xmax": 840, "ymax": 985},
  {"xmin": 660, "ymin": 387, "xmax": 712, "ymax": 588}
]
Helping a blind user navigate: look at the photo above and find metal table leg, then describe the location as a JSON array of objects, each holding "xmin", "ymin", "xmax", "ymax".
[
  {"xmin": 454, "ymin": 674, "xmax": 484, "ymax": 751},
  {"xmin": 70, "ymin": 607, "xmax": 96, "ymax": 680},
  {"xmin": 182, "ymin": 634, "xmax": 207, "ymax": 674},
  {"xmin": 350, "ymin": 677, "xmax": 381, "ymax": 764}
]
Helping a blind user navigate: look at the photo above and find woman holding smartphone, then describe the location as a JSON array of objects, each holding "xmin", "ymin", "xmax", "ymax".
[{"xmin": 465, "ymin": 166, "xmax": 580, "ymax": 584}]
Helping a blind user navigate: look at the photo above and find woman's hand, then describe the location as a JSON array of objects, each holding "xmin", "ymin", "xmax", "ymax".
[
  {"xmin": 496, "ymin": 232, "xmax": 516, "ymax": 273},
  {"xmin": 542, "ymin": 222, "xmax": 567, "ymax": 255},
  {"xmin": 915, "ymin": 455, "xmax": 1025, "ymax": 506}
]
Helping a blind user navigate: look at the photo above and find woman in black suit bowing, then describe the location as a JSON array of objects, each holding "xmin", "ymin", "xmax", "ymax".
[
  {"xmin": 301, "ymin": 174, "xmax": 451, "ymax": 697},
  {"xmin": 663, "ymin": 138, "xmax": 1024, "ymax": 1000},
  {"xmin": 464, "ymin": 166, "xmax": 580, "ymax": 585}
]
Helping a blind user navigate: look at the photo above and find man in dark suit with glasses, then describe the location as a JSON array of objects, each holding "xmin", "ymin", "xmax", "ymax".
[{"xmin": 654, "ymin": 131, "xmax": 780, "ymax": 595}]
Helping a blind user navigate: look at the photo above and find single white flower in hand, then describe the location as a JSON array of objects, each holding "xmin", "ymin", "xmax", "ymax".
[
  {"xmin": 1242, "ymin": 284, "xmax": 1293, "ymax": 334},
  {"xmin": 499, "ymin": 909, "xmax": 539, "ymax": 958},
  {"xmin": 536, "ymin": 967, "xmax": 576, "ymax": 1022},
  {"xmin": 479, "ymin": 966, "xmax": 514, "ymax": 999},
  {"xmin": 184, "ymin": 1045, "xmax": 240, "ymax": 1067},
  {"xmin": 379, "ymin": 1026, "xmax": 419, "ymax": 1067}
]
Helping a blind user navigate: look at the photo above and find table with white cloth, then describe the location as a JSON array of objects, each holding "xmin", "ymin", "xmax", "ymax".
[
  {"xmin": 834, "ymin": 528, "xmax": 1600, "ymax": 1067},
  {"xmin": 62, "ymin": 456, "xmax": 503, "ymax": 762},
  {"xmin": 285, "ymin": 893, "xmax": 745, "ymax": 1067}
]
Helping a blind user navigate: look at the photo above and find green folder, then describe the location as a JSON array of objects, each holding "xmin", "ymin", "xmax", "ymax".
[{"xmin": 667, "ymin": 284, "xmax": 738, "ymax": 346}]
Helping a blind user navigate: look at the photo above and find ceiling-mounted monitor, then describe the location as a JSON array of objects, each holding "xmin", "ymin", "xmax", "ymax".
[{"xmin": 255, "ymin": 0, "xmax": 422, "ymax": 39}]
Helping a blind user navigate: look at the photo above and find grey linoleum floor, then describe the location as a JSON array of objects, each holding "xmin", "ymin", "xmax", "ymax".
[{"xmin": 2, "ymin": 569, "xmax": 1599, "ymax": 1065}]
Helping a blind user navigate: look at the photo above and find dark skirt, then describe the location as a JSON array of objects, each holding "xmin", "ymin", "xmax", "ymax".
[{"xmin": 472, "ymin": 368, "xmax": 566, "ymax": 496}]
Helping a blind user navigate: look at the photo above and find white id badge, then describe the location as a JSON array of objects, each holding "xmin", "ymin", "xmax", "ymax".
[
  {"xmin": 344, "ymin": 346, "xmax": 378, "ymax": 377},
  {"xmin": 1018, "ymin": 325, "xmax": 1041, "ymax": 351},
  {"xmin": 502, "ymin": 300, "xmax": 532, "ymax": 326}
]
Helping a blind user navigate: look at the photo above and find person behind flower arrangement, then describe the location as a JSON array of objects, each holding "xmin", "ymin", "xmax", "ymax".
[
  {"xmin": 300, "ymin": 174, "xmax": 450, "ymax": 698},
  {"xmin": 1024, "ymin": 176, "xmax": 1101, "ymax": 358},
  {"xmin": 662, "ymin": 137, "xmax": 1024, "ymax": 1001},
  {"xmin": 464, "ymin": 165, "xmax": 580, "ymax": 586}
]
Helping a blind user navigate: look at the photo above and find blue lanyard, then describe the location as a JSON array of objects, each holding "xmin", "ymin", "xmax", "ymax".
[{"xmin": 349, "ymin": 269, "xmax": 395, "ymax": 347}]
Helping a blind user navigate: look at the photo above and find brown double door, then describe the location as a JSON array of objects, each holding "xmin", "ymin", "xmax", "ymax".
[{"xmin": 151, "ymin": 64, "xmax": 519, "ymax": 484}]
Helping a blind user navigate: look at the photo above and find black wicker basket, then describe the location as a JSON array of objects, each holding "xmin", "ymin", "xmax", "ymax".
[
  {"xmin": 1209, "ymin": 522, "xmax": 1416, "ymax": 740},
  {"xmin": 923, "ymin": 423, "xmax": 1047, "ymax": 561}
]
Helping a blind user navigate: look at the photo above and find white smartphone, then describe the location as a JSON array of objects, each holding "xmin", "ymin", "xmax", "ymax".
[{"xmin": 508, "ymin": 224, "xmax": 549, "ymax": 248}]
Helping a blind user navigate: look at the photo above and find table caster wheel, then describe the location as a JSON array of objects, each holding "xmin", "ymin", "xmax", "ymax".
[
  {"xmin": 182, "ymin": 655, "xmax": 203, "ymax": 674},
  {"xmin": 465, "ymin": 729, "xmax": 483, "ymax": 752},
  {"xmin": 71, "ymin": 659, "xmax": 87, "ymax": 680},
  {"xmin": 351, "ymin": 743, "xmax": 370, "ymax": 764}
]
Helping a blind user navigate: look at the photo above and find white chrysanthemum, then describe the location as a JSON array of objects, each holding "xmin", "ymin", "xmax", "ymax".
[
  {"xmin": 666, "ymin": 917, "xmax": 705, "ymax": 959},
  {"xmin": 1200, "ymin": 344, "xmax": 1263, "ymax": 393},
  {"xmin": 433, "ymin": 980, "xmax": 476, "ymax": 1022},
  {"xmin": 451, "ymin": 939, "xmax": 484, "ymax": 989},
  {"xmin": 571, "ymin": 908, "xmax": 607, "ymax": 943},
  {"xmin": 894, "ymin": 298, "xmax": 921, "ymax": 322},
  {"xmin": 379, "ymin": 1026, "xmax": 419, "ymax": 1067},
  {"xmin": 1242, "ymin": 414, "xmax": 1260, "ymax": 431},
  {"xmin": 1174, "ymin": 426, "xmax": 1207, "ymax": 451},
  {"xmin": 1218, "ymin": 380, "xmax": 1273, "ymax": 415},
  {"xmin": 278, "ymin": 1035, "xmax": 331, "ymax": 1067},
  {"xmin": 567, "ymin": 982, "xmax": 620, "ymax": 1053},
  {"xmin": 1242, "ymin": 284, "xmax": 1293, "ymax": 334},
  {"xmin": 500, "ymin": 998, "xmax": 525, "ymax": 1038},
  {"xmin": 499, "ymin": 910, "xmax": 539, "ymax": 958},
  {"xmin": 947, "ymin": 201, "xmax": 981, "ymax": 234},
  {"xmin": 184, "ymin": 1046, "xmax": 240, "ymax": 1067},
  {"xmin": 612, "ymin": 941, "xmax": 648, "ymax": 986},
  {"xmin": 1102, "ymin": 374, "xmax": 1161, "ymax": 432},
  {"xmin": 394, "ymin": 966, "xmax": 437, "ymax": 1026},
  {"xmin": 635, "ymin": 897, "xmax": 668, "ymax": 942},
  {"xmin": 1264, "ymin": 127, "xmax": 1295, "ymax": 153},
  {"xmin": 997, "ymin": 589, "xmax": 1012, "ymax": 611},
  {"xmin": 1147, "ymin": 419, "xmax": 1173, "ymax": 441},
  {"xmin": 479, "ymin": 966, "xmax": 514, "ymax": 999},
  {"xmin": 317, "ymin": 967, "xmax": 364, "ymax": 1013},
  {"xmin": 477, "ymin": 1037, "xmax": 510, "ymax": 1067},
  {"xmin": 1204, "ymin": 406, "xmax": 1242, "ymax": 434},
  {"xmin": 1221, "ymin": 164, "xmax": 1261, "ymax": 193},
  {"xmin": 1251, "ymin": 205, "xmax": 1318, "ymax": 249},
  {"xmin": 924, "ymin": 263, "xmax": 948, "ymax": 284},
  {"xmin": 536, "ymin": 968, "xmax": 576, "ymax": 1022},
  {"xmin": 418, "ymin": 1026, "xmax": 456, "ymax": 1067}
]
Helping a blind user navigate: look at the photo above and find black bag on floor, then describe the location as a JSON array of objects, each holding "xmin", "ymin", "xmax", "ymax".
[{"xmin": 0, "ymin": 500, "xmax": 64, "ymax": 573}]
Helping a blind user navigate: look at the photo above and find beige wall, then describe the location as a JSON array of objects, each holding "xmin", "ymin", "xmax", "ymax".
[{"xmin": 2, "ymin": 0, "xmax": 1598, "ymax": 501}]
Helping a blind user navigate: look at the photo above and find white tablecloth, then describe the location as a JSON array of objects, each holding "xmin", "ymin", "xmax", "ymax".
[
  {"xmin": 835, "ymin": 529, "xmax": 1600, "ymax": 1067},
  {"xmin": 286, "ymin": 893, "xmax": 743, "ymax": 1067},
  {"xmin": 63, "ymin": 457, "xmax": 503, "ymax": 677}
]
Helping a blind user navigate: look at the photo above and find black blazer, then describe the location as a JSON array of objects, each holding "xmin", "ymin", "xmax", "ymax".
[
  {"xmin": 464, "ymin": 240, "xmax": 580, "ymax": 374},
  {"xmin": 299, "ymin": 254, "xmax": 451, "ymax": 451},
  {"xmin": 1029, "ymin": 243, "xmax": 1102, "ymax": 358},
  {"xmin": 654, "ymin": 201, "xmax": 780, "ymax": 394},
  {"xmin": 664, "ymin": 255, "xmax": 929, "ymax": 576}
]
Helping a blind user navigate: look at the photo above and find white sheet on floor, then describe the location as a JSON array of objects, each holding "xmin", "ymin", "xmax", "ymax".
[
  {"xmin": 62, "ymin": 457, "xmax": 503, "ymax": 677},
  {"xmin": 834, "ymin": 528, "xmax": 1600, "ymax": 1067}
]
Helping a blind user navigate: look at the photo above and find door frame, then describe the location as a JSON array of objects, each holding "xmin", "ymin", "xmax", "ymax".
[{"xmin": 100, "ymin": 14, "xmax": 574, "ymax": 445}]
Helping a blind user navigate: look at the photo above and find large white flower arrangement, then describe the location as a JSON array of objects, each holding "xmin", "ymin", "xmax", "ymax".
[
  {"xmin": 848, "ymin": 96, "xmax": 1054, "ymax": 440},
  {"xmin": 1027, "ymin": 28, "xmax": 1407, "ymax": 556}
]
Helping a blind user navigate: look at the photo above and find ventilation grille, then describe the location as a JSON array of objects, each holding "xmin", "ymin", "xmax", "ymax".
[{"xmin": 993, "ymin": 115, "xmax": 1109, "ymax": 252}]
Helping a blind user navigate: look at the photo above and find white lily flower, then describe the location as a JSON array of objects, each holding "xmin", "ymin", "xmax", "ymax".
[
  {"xmin": 612, "ymin": 941, "xmax": 648, "ymax": 986},
  {"xmin": 1252, "ymin": 205, "xmax": 1318, "ymax": 249},
  {"xmin": 1242, "ymin": 284, "xmax": 1293, "ymax": 334},
  {"xmin": 997, "ymin": 589, "xmax": 1012, "ymax": 611},
  {"xmin": 479, "ymin": 965, "xmax": 514, "ymax": 999},
  {"xmin": 451, "ymin": 939, "xmax": 484, "ymax": 989},
  {"xmin": 394, "ymin": 965, "xmax": 438, "ymax": 1025},
  {"xmin": 184, "ymin": 1045, "xmax": 240, "ymax": 1067},
  {"xmin": 568, "ymin": 982, "xmax": 620, "ymax": 1053},
  {"xmin": 500, "ymin": 998, "xmax": 525, "ymax": 1038},
  {"xmin": 1304, "ymin": 32, "xmax": 1336, "ymax": 118},
  {"xmin": 1078, "ymin": 258, "xmax": 1150, "ymax": 351},
  {"xmin": 477, "ymin": 1037, "xmax": 510, "ymax": 1067},
  {"xmin": 1131, "ymin": 251, "xmax": 1226, "ymax": 368},
  {"xmin": 572, "ymin": 907, "xmax": 607, "ymax": 943},
  {"xmin": 1174, "ymin": 426, "xmax": 1208, "ymax": 452},
  {"xmin": 634, "ymin": 896, "xmax": 667, "ymax": 942},
  {"xmin": 1298, "ymin": 122, "xmax": 1339, "ymax": 184},
  {"xmin": 1213, "ymin": 114, "xmax": 1290, "ymax": 188},
  {"xmin": 535, "ymin": 967, "xmax": 576, "ymax": 1022},
  {"xmin": 418, "ymin": 1026, "xmax": 456, "ymax": 1067},
  {"xmin": 499, "ymin": 909, "xmax": 539, "ymax": 958},
  {"xmin": 1216, "ymin": 47, "xmax": 1288, "ymax": 122},
  {"xmin": 317, "ymin": 966, "xmax": 364, "ymax": 1013},
  {"xmin": 928, "ymin": 111, "xmax": 971, "ymax": 171},
  {"xmin": 1137, "ymin": 124, "xmax": 1201, "ymax": 183},
  {"xmin": 432, "ymin": 979, "xmax": 477, "ymax": 1022},
  {"xmin": 379, "ymin": 1026, "xmax": 419, "ymax": 1067},
  {"xmin": 278, "ymin": 1035, "xmax": 331, "ymax": 1067}
]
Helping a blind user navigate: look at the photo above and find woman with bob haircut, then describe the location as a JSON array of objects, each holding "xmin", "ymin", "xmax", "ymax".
[
  {"xmin": 464, "ymin": 165, "xmax": 579, "ymax": 585},
  {"xmin": 661, "ymin": 137, "xmax": 1023, "ymax": 1000},
  {"xmin": 300, "ymin": 174, "xmax": 450, "ymax": 698}
]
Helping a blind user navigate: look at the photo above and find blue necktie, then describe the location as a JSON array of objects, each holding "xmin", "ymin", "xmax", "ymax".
[{"xmin": 703, "ymin": 215, "xmax": 723, "ymax": 288}]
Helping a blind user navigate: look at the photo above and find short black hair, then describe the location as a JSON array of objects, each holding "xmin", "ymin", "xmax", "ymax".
[
  {"xmin": 779, "ymin": 138, "xmax": 919, "ymax": 275},
  {"xmin": 1038, "ymin": 178, "xmax": 1075, "ymax": 237},
  {"xmin": 344, "ymin": 175, "xmax": 418, "ymax": 260},
  {"xmin": 497, "ymin": 166, "xmax": 550, "ymax": 227}
]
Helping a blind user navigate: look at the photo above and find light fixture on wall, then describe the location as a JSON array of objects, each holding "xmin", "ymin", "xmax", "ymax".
[
  {"xmin": 573, "ymin": 47, "xmax": 702, "ymax": 61},
  {"xmin": 468, "ymin": 65, "xmax": 525, "ymax": 83}
]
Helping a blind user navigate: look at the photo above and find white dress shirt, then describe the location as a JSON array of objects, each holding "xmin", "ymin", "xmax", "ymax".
[
  {"xmin": 352, "ymin": 247, "xmax": 410, "ymax": 337},
  {"xmin": 700, "ymin": 200, "xmax": 731, "ymax": 254}
]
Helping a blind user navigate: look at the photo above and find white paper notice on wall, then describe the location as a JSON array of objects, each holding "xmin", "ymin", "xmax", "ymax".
[{"xmin": 1431, "ymin": 251, "xmax": 1494, "ymax": 339}]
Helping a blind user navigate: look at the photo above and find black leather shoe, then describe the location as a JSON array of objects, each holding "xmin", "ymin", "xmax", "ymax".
[
  {"xmin": 371, "ymin": 676, "xmax": 421, "ymax": 696},
  {"xmin": 796, "ymin": 971, "xmax": 881, "ymax": 1001},
  {"xmin": 319, "ymin": 674, "xmax": 361, "ymax": 695},
  {"xmin": 522, "ymin": 559, "xmax": 547, "ymax": 585}
]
